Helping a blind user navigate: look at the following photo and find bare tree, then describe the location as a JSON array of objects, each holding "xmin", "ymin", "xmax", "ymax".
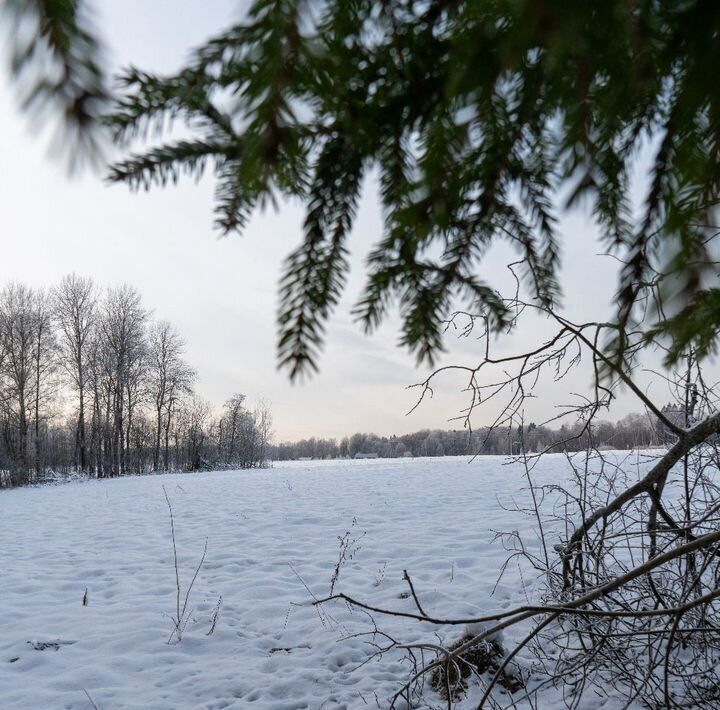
[
  {"xmin": 312, "ymin": 274, "xmax": 720, "ymax": 707},
  {"xmin": 0, "ymin": 276, "xmax": 270, "ymax": 485},
  {"xmin": 217, "ymin": 394, "xmax": 270, "ymax": 468},
  {"xmin": 0, "ymin": 284, "xmax": 32, "ymax": 483},
  {"xmin": 220, "ymin": 393, "xmax": 246, "ymax": 466},
  {"xmin": 31, "ymin": 289, "xmax": 56, "ymax": 476},
  {"xmin": 124, "ymin": 332, "xmax": 147, "ymax": 471},
  {"xmin": 52, "ymin": 274, "xmax": 96, "ymax": 472},
  {"xmin": 254, "ymin": 398, "xmax": 273, "ymax": 465},
  {"xmin": 100, "ymin": 285, "xmax": 148, "ymax": 476},
  {"xmin": 147, "ymin": 320, "xmax": 195, "ymax": 471},
  {"xmin": 182, "ymin": 396, "xmax": 213, "ymax": 471},
  {"xmin": 0, "ymin": 284, "xmax": 53, "ymax": 484}
]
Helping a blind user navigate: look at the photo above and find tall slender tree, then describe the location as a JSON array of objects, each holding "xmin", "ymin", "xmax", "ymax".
[
  {"xmin": 100, "ymin": 284, "xmax": 147, "ymax": 476},
  {"xmin": 0, "ymin": 284, "xmax": 56, "ymax": 483},
  {"xmin": 0, "ymin": 284, "xmax": 34, "ymax": 482},
  {"xmin": 147, "ymin": 320, "xmax": 195, "ymax": 471},
  {"xmin": 31, "ymin": 289, "xmax": 56, "ymax": 475},
  {"xmin": 52, "ymin": 274, "xmax": 96, "ymax": 472}
]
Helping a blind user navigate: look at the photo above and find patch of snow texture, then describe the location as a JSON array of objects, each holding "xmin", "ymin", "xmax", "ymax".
[{"xmin": 0, "ymin": 455, "xmax": 649, "ymax": 709}]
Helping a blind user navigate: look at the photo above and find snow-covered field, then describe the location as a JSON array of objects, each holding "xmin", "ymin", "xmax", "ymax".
[{"xmin": 0, "ymin": 455, "xmax": 648, "ymax": 709}]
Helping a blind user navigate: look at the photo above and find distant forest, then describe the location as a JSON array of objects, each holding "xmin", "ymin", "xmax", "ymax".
[
  {"xmin": 0, "ymin": 276, "xmax": 271, "ymax": 488},
  {"xmin": 270, "ymin": 413, "xmax": 663, "ymax": 460},
  {"xmin": 0, "ymin": 274, "xmax": 669, "ymax": 488}
]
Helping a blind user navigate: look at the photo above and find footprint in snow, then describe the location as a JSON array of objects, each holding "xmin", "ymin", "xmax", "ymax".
[{"xmin": 27, "ymin": 639, "xmax": 77, "ymax": 651}]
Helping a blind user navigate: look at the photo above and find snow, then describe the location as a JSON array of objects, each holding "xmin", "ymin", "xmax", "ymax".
[{"xmin": 0, "ymin": 455, "xmax": 648, "ymax": 709}]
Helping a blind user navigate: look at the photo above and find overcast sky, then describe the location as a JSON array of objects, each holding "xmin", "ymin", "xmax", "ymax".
[{"xmin": 0, "ymin": 1, "xmax": 692, "ymax": 441}]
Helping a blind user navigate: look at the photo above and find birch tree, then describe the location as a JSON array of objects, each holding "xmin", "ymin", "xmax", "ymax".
[
  {"xmin": 100, "ymin": 284, "xmax": 147, "ymax": 476},
  {"xmin": 147, "ymin": 320, "xmax": 195, "ymax": 471},
  {"xmin": 52, "ymin": 274, "xmax": 96, "ymax": 472},
  {"xmin": 30, "ymin": 289, "xmax": 56, "ymax": 475},
  {"xmin": 0, "ymin": 284, "xmax": 56, "ymax": 483}
]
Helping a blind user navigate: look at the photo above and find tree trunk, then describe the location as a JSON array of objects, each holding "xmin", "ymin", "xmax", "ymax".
[
  {"xmin": 154, "ymin": 405, "xmax": 162, "ymax": 471},
  {"xmin": 77, "ymin": 380, "xmax": 86, "ymax": 472},
  {"xmin": 163, "ymin": 404, "xmax": 172, "ymax": 471}
]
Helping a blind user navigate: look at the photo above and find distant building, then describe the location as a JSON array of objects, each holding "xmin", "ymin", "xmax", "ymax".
[{"xmin": 353, "ymin": 452, "xmax": 379, "ymax": 459}]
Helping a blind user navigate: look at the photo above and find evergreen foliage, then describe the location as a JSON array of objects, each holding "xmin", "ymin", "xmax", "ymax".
[
  {"xmin": 7, "ymin": 1, "xmax": 720, "ymax": 377},
  {"xmin": 3, "ymin": 0, "xmax": 109, "ymax": 167}
]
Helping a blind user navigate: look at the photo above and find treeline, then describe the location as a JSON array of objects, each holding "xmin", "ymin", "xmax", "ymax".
[
  {"xmin": 0, "ymin": 276, "xmax": 271, "ymax": 488},
  {"xmin": 271, "ymin": 413, "xmax": 661, "ymax": 460}
]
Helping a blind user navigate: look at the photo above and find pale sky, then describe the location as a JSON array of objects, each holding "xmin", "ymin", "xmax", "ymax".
[{"xmin": 0, "ymin": 1, "xmax": 694, "ymax": 440}]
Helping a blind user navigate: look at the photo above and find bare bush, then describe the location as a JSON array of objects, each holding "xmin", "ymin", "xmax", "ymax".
[
  {"xmin": 313, "ymin": 276, "xmax": 720, "ymax": 708},
  {"xmin": 163, "ymin": 486, "xmax": 208, "ymax": 644}
]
